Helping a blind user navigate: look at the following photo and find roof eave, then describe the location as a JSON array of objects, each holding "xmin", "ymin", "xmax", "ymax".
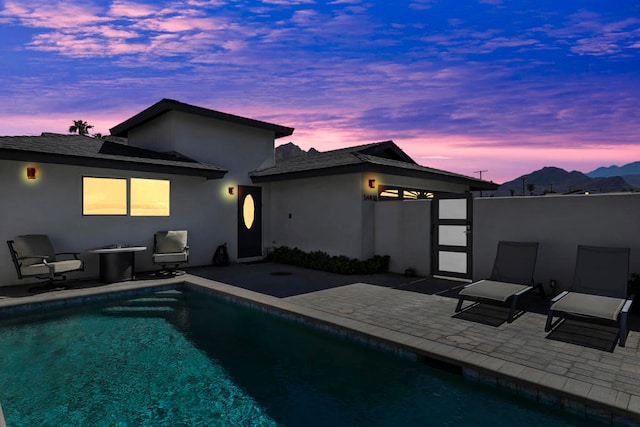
[
  {"xmin": 251, "ymin": 163, "xmax": 499, "ymax": 190},
  {"xmin": 110, "ymin": 99, "xmax": 294, "ymax": 139},
  {"xmin": 0, "ymin": 149, "xmax": 226, "ymax": 180}
]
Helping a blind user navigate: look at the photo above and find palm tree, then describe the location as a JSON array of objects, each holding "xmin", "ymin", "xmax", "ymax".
[{"xmin": 68, "ymin": 120, "xmax": 94, "ymax": 136}]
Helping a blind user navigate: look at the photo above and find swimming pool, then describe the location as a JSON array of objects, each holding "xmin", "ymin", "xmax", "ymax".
[{"xmin": 0, "ymin": 287, "xmax": 600, "ymax": 426}]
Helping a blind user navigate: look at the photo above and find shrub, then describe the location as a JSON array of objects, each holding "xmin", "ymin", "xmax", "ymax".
[{"xmin": 266, "ymin": 246, "xmax": 390, "ymax": 275}]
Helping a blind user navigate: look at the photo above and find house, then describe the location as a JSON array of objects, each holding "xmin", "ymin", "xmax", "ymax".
[{"xmin": 0, "ymin": 99, "xmax": 496, "ymax": 286}]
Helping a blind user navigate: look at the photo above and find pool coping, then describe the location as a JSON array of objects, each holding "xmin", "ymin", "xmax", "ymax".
[{"xmin": 0, "ymin": 275, "xmax": 638, "ymax": 425}]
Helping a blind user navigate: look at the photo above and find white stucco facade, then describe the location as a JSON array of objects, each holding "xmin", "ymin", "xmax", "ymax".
[
  {"xmin": 0, "ymin": 100, "xmax": 495, "ymax": 286},
  {"xmin": 0, "ymin": 159, "xmax": 239, "ymax": 286},
  {"xmin": 127, "ymin": 111, "xmax": 276, "ymax": 183}
]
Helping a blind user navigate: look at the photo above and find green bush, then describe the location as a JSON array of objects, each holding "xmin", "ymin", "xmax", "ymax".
[{"xmin": 266, "ymin": 246, "xmax": 390, "ymax": 275}]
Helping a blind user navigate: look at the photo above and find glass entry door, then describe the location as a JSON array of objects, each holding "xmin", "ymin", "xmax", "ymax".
[{"xmin": 432, "ymin": 193, "xmax": 472, "ymax": 280}]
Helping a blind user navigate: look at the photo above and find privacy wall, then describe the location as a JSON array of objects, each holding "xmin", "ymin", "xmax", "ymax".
[
  {"xmin": 372, "ymin": 193, "xmax": 640, "ymax": 291},
  {"xmin": 472, "ymin": 193, "xmax": 640, "ymax": 293}
]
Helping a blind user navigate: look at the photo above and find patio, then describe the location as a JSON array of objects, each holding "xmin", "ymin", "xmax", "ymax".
[{"xmin": 0, "ymin": 262, "xmax": 639, "ymax": 425}]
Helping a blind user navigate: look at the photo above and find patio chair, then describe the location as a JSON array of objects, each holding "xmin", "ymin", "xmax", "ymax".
[
  {"xmin": 545, "ymin": 245, "xmax": 632, "ymax": 347},
  {"xmin": 455, "ymin": 241, "xmax": 543, "ymax": 323},
  {"xmin": 152, "ymin": 230, "xmax": 189, "ymax": 275},
  {"xmin": 7, "ymin": 234, "xmax": 84, "ymax": 292}
]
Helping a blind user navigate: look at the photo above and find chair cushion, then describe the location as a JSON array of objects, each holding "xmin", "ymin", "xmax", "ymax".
[
  {"xmin": 153, "ymin": 253, "xmax": 188, "ymax": 263},
  {"xmin": 458, "ymin": 280, "xmax": 530, "ymax": 302},
  {"xmin": 155, "ymin": 231, "xmax": 187, "ymax": 254},
  {"xmin": 21, "ymin": 260, "xmax": 83, "ymax": 277},
  {"xmin": 551, "ymin": 292, "xmax": 626, "ymax": 321},
  {"xmin": 13, "ymin": 235, "xmax": 56, "ymax": 267}
]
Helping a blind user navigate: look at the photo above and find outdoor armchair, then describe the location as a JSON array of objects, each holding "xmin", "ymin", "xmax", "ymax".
[
  {"xmin": 455, "ymin": 241, "xmax": 543, "ymax": 323},
  {"xmin": 545, "ymin": 245, "xmax": 632, "ymax": 347},
  {"xmin": 7, "ymin": 234, "xmax": 84, "ymax": 291},
  {"xmin": 152, "ymin": 230, "xmax": 189, "ymax": 275}
]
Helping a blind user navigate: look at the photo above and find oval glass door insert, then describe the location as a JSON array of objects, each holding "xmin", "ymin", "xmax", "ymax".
[{"xmin": 243, "ymin": 194, "xmax": 255, "ymax": 229}]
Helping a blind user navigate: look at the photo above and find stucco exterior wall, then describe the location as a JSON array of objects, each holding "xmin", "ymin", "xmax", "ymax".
[
  {"xmin": 473, "ymin": 193, "xmax": 640, "ymax": 292},
  {"xmin": 264, "ymin": 174, "xmax": 366, "ymax": 259},
  {"xmin": 127, "ymin": 111, "xmax": 276, "ymax": 184},
  {"xmin": 374, "ymin": 200, "xmax": 431, "ymax": 276},
  {"xmin": 0, "ymin": 160, "xmax": 237, "ymax": 286}
]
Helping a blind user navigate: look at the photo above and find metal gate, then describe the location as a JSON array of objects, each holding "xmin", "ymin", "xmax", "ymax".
[{"xmin": 432, "ymin": 193, "xmax": 472, "ymax": 280}]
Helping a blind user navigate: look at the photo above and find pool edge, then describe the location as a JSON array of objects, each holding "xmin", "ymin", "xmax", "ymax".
[{"xmin": 0, "ymin": 276, "xmax": 638, "ymax": 426}]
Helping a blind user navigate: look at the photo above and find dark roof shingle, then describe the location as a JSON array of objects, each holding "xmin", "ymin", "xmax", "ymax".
[
  {"xmin": 251, "ymin": 140, "xmax": 498, "ymax": 191},
  {"xmin": 0, "ymin": 134, "xmax": 226, "ymax": 179},
  {"xmin": 110, "ymin": 98, "xmax": 294, "ymax": 139}
]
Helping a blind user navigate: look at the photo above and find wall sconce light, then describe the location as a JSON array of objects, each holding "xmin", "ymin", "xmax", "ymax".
[
  {"xmin": 228, "ymin": 186, "xmax": 235, "ymax": 195},
  {"xmin": 26, "ymin": 167, "xmax": 37, "ymax": 180},
  {"xmin": 368, "ymin": 179, "xmax": 376, "ymax": 189}
]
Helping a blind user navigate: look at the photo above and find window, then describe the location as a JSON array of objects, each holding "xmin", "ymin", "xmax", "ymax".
[
  {"xmin": 378, "ymin": 185, "xmax": 436, "ymax": 201},
  {"xmin": 83, "ymin": 177, "xmax": 127, "ymax": 215},
  {"xmin": 131, "ymin": 178, "xmax": 170, "ymax": 216},
  {"xmin": 83, "ymin": 177, "xmax": 170, "ymax": 216}
]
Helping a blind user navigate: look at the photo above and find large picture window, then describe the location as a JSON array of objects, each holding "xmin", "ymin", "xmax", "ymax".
[
  {"xmin": 83, "ymin": 177, "xmax": 127, "ymax": 215},
  {"xmin": 131, "ymin": 178, "xmax": 170, "ymax": 216},
  {"xmin": 82, "ymin": 177, "xmax": 170, "ymax": 216}
]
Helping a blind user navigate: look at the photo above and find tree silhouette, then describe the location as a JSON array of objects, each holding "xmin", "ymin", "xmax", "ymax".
[
  {"xmin": 69, "ymin": 120, "xmax": 94, "ymax": 135},
  {"xmin": 526, "ymin": 183, "xmax": 535, "ymax": 195}
]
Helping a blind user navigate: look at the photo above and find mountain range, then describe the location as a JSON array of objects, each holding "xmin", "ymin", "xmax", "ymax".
[
  {"xmin": 489, "ymin": 160, "xmax": 640, "ymax": 196},
  {"xmin": 489, "ymin": 167, "xmax": 635, "ymax": 197},
  {"xmin": 275, "ymin": 142, "xmax": 318, "ymax": 159}
]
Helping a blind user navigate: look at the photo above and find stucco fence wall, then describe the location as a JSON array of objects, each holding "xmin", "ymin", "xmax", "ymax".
[
  {"xmin": 374, "ymin": 200, "xmax": 432, "ymax": 277},
  {"xmin": 373, "ymin": 193, "xmax": 640, "ymax": 292},
  {"xmin": 472, "ymin": 193, "xmax": 640, "ymax": 293}
]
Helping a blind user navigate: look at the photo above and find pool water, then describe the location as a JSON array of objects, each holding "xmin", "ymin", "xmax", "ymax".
[{"xmin": 0, "ymin": 288, "xmax": 599, "ymax": 426}]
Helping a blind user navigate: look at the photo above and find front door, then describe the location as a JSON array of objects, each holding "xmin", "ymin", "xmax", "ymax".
[
  {"xmin": 237, "ymin": 185, "xmax": 262, "ymax": 258},
  {"xmin": 432, "ymin": 193, "xmax": 472, "ymax": 280}
]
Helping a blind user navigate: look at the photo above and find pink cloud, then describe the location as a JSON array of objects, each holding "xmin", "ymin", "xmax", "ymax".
[{"xmin": 108, "ymin": 0, "xmax": 157, "ymax": 18}]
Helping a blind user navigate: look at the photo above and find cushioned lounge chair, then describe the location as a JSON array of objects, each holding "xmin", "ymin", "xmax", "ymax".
[
  {"xmin": 152, "ymin": 230, "xmax": 189, "ymax": 275},
  {"xmin": 7, "ymin": 234, "xmax": 84, "ymax": 292},
  {"xmin": 455, "ymin": 241, "xmax": 543, "ymax": 323},
  {"xmin": 545, "ymin": 245, "xmax": 632, "ymax": 347}
]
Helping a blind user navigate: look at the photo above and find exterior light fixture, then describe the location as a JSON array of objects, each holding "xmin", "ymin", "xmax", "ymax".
[
  {"xmin": 228, "ymin": 186, "xmax": 235, "ymax": 195},
  {"xmin": 368, "ymin": 179, "xmax": 376, "ymax": 189},
  {"xmin": 26, "ymin": 167, "xmax": 37, "ymax": 180}
]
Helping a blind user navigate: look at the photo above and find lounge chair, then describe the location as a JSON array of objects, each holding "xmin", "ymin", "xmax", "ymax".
[
  {"xmin": 455, "ymin": 241, "xmax": 542, "ymax": 323},
  {"xmin": 7, "ymin": 234, "xmax": 84, "ymax": 291},
  {"xmin": 545, "ymin": 245, "xmax": 632, "ymax": 347},
  {"xmin": 152, "ymin": 230, "xmax": 189, "ymax": 275}
]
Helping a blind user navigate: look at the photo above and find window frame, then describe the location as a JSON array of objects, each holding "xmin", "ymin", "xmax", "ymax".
[
  {"xmin": 82, "ymin": 176, "xmax": 128, "ymax": 216},
  {"xmin": 82, "ymin": 176, "xmax": 171, "ymax": 217}
]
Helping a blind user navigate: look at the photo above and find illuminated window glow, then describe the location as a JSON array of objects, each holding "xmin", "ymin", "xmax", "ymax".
[
  {"xmin": 131, "ymin": 178, "xmax": 170, "ymax": 216},
  {"xmin": 83, "ymin": 177, "xmax": 127, "ymax": 215},
  {"xmin": 83, "ymin": 177, "xmax": 170, "ymax": 216},
  {"xmin": 243, "ymin": 194, "xmax": 255, "ymax": 229},
  {"xmin": 379, "ymin": 185, "xmax": 436, "ymax": 201}
]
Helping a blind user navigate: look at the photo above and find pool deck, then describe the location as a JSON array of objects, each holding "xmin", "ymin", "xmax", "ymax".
[{"xmin": 1, "ymin": 263, "xmax": 639, "ymax": 425}]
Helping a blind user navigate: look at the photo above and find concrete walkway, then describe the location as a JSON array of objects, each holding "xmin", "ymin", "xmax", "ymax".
[{"xmin": 1, "ymin": 263, "xmax": 639, "ymax": 425}]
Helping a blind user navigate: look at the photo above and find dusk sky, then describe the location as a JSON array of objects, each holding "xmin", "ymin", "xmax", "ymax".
[{"xmin": 1, "ymin": 0, "xmax": 639, "ymax": 183}]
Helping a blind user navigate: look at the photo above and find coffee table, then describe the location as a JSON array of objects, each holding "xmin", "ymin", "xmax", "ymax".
[{"xmin": 87, "ymin": 246, "xmax": 147, "ymax": 283}]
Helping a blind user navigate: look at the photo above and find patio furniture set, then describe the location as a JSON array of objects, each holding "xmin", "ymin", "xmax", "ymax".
[
  {"xmin": 6, "ymin": 231, "xmax": 189, "ymax": 291},
  {"xmin": 456, "ymin": 241, "xmax": 633, "ymax": 347}
]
